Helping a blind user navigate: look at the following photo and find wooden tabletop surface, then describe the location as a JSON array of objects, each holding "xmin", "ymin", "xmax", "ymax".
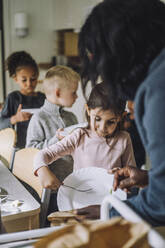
[{"xmin": 0, "ymin": 162, "xmax": 40, "ymax": 222}]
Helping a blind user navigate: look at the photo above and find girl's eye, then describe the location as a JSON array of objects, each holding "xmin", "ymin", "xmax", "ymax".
[
  {"xmin": 22, "ymin": 79, "xmax": 27, "ymax": 82},
  {"xmin": 95, "ymin": 116, "xmax": 101, "ymax": 121},
  {"xmin": 107, "ymin": 120, "xmax": 116, "ymax": 126}
]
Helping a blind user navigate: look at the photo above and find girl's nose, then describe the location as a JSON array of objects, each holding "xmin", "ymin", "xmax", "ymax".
[{"xmin": 99, "ymin": 122, "xmax": 106, "ymax": 132}]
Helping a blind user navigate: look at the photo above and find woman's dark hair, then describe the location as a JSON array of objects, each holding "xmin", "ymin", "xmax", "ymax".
[
  {"xmin": 79, "ymin": 0, "xmax": 165, "ymax": 100},
  {"xmin": 5, "ymin": 51, "xmax": 39, "ymax": 77}
]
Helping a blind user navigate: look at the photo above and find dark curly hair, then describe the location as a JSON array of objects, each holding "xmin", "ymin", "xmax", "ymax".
[
  {"xmin": 79, "ymin": 0, "xmax": 165, "ymax": 101},
  {"xmin": 5, "ymin": 51, "xmax": 39, "ymax": 77}
]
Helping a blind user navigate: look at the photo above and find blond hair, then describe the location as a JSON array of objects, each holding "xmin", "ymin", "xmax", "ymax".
[{"xmin": 43, "ymin": 65, "xmax": 80, "ymax": 95}]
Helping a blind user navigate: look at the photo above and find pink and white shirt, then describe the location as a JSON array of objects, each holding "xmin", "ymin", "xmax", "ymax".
[{"xmin": 34, "ymin": 128, "xmax": 136, "ymax": 175}]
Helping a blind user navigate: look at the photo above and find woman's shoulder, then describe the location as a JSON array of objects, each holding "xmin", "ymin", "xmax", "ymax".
[{"xmin": 136, "ymin": 50, "xmax": 165, "ymax": 97}]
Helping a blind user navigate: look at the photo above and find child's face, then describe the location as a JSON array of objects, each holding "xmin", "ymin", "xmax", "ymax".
[
  {"xmin": 13, "ymin": 66, "xmax": 38, "ymax": 96},
  {"xmin": 87, "ymin": 107, "xmax": 120, "ymax": 137},
  {"xmin": 58, "ymin": 81, "xmax": 78, "ymax": 107}
]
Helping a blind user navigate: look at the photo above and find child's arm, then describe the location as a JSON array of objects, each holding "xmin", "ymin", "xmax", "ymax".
[
  {"xmin": 26, "ymin": 114, "xmax": 60, "ymax": 149},
  {"xmin": 0, "ymin": 113, "xmax": 12, "ymax": 129},
  {"xmin": 121, "ymin": 132, "xmax": 136, "ymax": 167},
  {"xmin": 37, "ymin": 166, "xmax": 62, "ymax": 190},
  {"xmin": 0, "ymin": 95, "xmax": 15, "ymax": 129},
  {"xmin": 0, "ymin": 97, "xmax": 32, "ymax": 130},
  {"xmin": 33, "ymin": 128, "xmax": 83, "ymax": 175}
]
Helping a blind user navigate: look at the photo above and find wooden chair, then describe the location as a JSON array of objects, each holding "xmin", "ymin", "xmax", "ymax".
[
  {"xmin": 12, "ymin": 147, "xmax": 51, "ymax": 227},
  {"xmin": 0, "ymin": 128, "xmax": 17, "ymax": 169}
]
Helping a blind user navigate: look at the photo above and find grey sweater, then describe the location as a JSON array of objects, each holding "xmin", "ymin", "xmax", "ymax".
[{"xmin": 26, "ymin": 99, "xmax": 78, "ymax": 181}]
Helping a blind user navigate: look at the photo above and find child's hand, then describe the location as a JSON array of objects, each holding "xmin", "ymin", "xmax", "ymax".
[
  {"xmin": 10, "ymin": 104, "xmax": 32, "ymax": 124},
  {"xmin": 56, "ymin": 128, "xmax": 65, "ymax": 140},
  {"xmin": 37, "ymin": 166, "xmax": 62, "ymax": 190}
]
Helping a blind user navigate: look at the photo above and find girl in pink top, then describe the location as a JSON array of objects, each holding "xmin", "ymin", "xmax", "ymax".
[{"xmin": 34, "ymin": 82, "xmax": 136, "ymax": 190}]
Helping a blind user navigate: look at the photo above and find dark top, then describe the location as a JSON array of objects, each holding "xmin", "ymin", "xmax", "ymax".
[
  {"xmin": 0, "ymin": 91, "xmax": 45, "ymax": 148},
  {"xmin": 126, "ymin": 119, "xmax": 145, "ymax": 169},
  {"xmin": 110, "ymin": 48, "xmax": 165, "ymax": 226}
]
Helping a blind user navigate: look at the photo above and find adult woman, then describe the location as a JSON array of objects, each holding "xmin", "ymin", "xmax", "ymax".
[{"xmin": 77, "ymin": 0, "xmax": 165, "ymax": 226}]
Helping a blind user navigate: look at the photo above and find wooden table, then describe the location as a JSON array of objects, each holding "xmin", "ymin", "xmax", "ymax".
[{"xmin": 0, "ymin": 162, "xmax": 40, "ymax": 233}]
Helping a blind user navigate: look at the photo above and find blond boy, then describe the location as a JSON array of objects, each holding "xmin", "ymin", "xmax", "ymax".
[{"xmin": 26, "ymin": 65, "xmax": 79, "ymax": 181}]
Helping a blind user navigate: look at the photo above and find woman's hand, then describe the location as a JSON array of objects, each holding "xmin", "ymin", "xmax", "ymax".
[
  {"xmin": 10, "ymin": 104, "xmax": 32, "ymax": 124},
  {"xmin": 37, "ymin": 166, "xmax": 62, "ymax": 190},
  {"xmin": 109, "ymin": 166, "xmax": 148, "ymax": 192},
  {"xmin": 73, "ymin": 205, "xmax": 100, "ymax": 220}
]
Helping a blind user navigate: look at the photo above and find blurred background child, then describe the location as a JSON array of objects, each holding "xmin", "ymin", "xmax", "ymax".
[
  {"xmin": 26, "ymin": 65, "xmax": 79, "ymax": 219},
  {"xmin": 26, "ymin": 65, "xmax": 79, "ymax": 182},
  {"xmin": 0, "ymin": 51, "xmax": 45, "ymax": 148},
  {"xmin": 34, "ymin": 82, "xmax": 136, "ymax": 191}
]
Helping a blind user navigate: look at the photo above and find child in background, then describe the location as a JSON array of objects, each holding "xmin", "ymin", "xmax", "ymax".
[
  {"xmin": 34, "ymin": 82, "xmax": 136, "ymax": 191},
  {"xmin": 26, "ymin": 65, "xmax": 79, "ymax": 182},
  {"xmin": 27, "ymin": 65, "xmax": 79, "ymax": 220},
  {"xmin": 0, "ymin": 51, "xmax": 45, "ymax": 148}
]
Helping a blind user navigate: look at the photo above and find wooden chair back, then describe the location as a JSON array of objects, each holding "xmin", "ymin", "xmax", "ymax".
[
  {"xmin": 0, "ymin": 128, "xmax": 17, "ymax": 168},
  {"xmin": 12, "ymin": 147, "xmax": 43, "ymax": 198},
  {"xmin": 12, "ymin": 147, "xmax": 51, "ymax": 227}
]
